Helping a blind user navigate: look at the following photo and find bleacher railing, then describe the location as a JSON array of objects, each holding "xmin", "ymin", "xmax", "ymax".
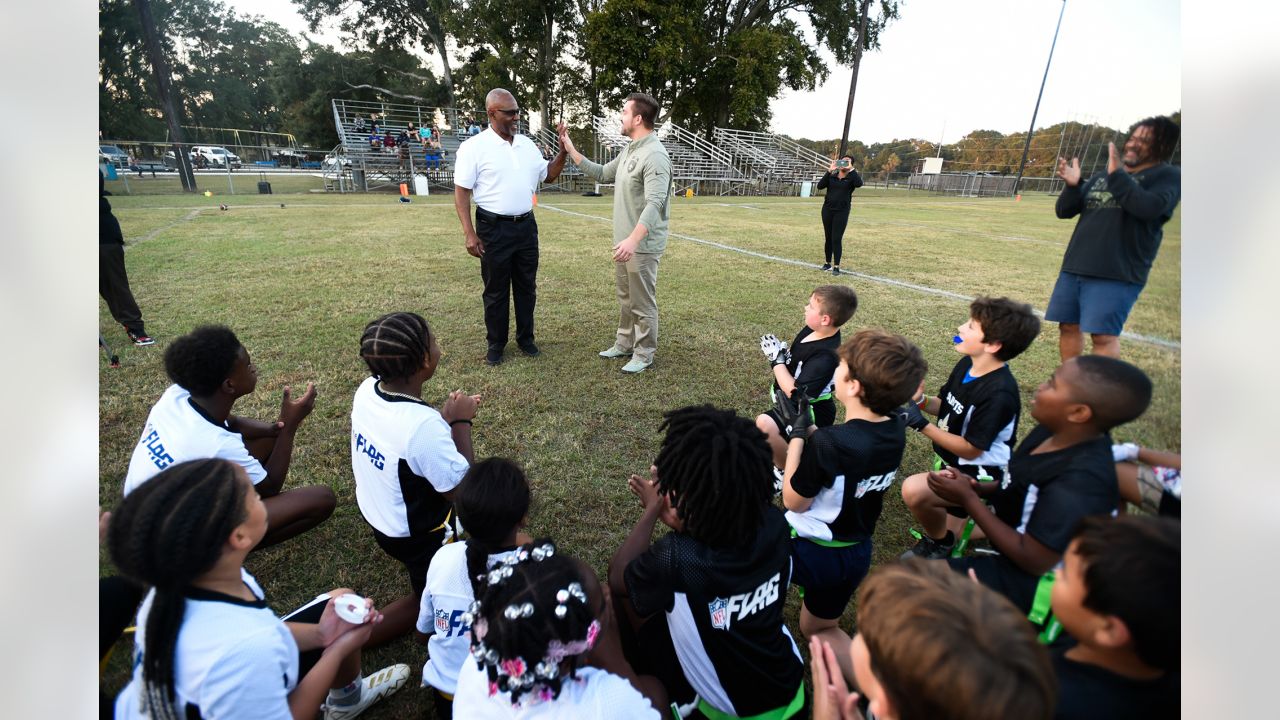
[
  {"xmin": 587, "ymin": 116, "xmax": 748, "ymax": 195},
  {"xmin": 712, "ymin": 127, "xmax": 829, "ymax": 195}
]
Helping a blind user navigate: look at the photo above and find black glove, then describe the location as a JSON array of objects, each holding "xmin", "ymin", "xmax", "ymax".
[
  {"xmin": 772, "ymin": 386, "xmax": 800, "ymax": 429},
  {"xmin": 785, "ymin": 391, "xmax": 814, "ymax": 442},
  {"xmin": 897, "ymin": 402, "xmax": 929, "ymax": 431}
]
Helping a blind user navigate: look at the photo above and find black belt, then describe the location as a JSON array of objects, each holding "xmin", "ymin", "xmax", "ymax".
[{"xmin": 476, "ymin": 207, "xmax": 533, "ymax": 222}]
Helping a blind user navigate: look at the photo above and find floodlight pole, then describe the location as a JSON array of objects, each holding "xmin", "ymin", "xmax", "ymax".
[
  {"xmin": 838, "ymin": 0, "xmax": 871, "ymax": 159},
  {"xmin": 1013, "ymin": 0, "xmax": 1066, "ymax": 196}
]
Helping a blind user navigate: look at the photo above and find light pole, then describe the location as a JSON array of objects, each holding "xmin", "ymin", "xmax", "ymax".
[{"xmin": 1013, "ymin": 0, "xmax": 1067, "ymax": 196}]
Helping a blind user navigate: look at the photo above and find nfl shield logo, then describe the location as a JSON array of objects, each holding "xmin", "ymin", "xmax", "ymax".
[
  {"xmin": 435, "ymin": 609, "xmax": 450, "ymax": 632},
  {"xmin": 709, "ymin": 598, "xmax": 728, "ymax": 630}
]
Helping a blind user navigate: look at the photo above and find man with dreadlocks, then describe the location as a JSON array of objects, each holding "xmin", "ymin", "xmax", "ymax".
[
  {"xmin": 608, "ymin": 405, "xmax": 807, "ymax": 720},
  {"xmin": 351, "ymin": 311, "xmax": 480, "ymax": 646},
  {"xmin": 1048, "ymin": 115, "xmax": 1181, "ymax": 361}
]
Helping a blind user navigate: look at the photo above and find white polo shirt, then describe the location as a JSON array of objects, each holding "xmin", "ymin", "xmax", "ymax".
[{"xmin": 453, "ymin": 128, "xmax": 548, "ymax": 216}]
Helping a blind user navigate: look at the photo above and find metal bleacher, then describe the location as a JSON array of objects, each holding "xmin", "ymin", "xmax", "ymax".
[
  {"xmin": 589, "ymin": 116, "xmax": 749, "ymax": 195},
  {"xmin": 712, "ymin": 128, "xmax": 830, "ymax": 195},
  {"xmin": 328, "ymin": 99, "xmax": 489, "ymax": 192}
]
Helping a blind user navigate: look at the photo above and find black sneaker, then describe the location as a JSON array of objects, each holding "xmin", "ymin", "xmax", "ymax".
[
  {"xmin": 820, "ymin": 263, "xmax": 831, "ymax": 271},
  {"xmin": 900, "ymin": 532, "xmax": 954, "ymax": 560},
  {"xmin": 831, "ymin": 267, "xmax": 842, "ymax": 276},
  {"xmin": 518, "ymin": 343, "xmax": 541, "ymax": 357},
  {"xmin": 485, "ymin": 349, "xmax": 504, "ymax": 366},
  {"xmin": 127, "ymin": 330, "xmax": 155, "ymax": 347}
]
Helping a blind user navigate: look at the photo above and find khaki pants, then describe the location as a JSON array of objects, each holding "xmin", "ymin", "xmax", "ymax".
[{"xmin": 614, "ymin": 252, "xmax": 661, "ymax": 362}]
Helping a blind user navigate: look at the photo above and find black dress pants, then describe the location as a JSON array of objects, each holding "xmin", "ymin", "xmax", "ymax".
[
  {"xmin": 477, "ymin": 211, "xmax": 538, "ymax": 352},
  {"xmin": 821, "ymin": 204, "xmax": 850, "ymax": 266},
  {"xmin": 99, "ymin": 243, "xmax": 144, "ymax": 333}
]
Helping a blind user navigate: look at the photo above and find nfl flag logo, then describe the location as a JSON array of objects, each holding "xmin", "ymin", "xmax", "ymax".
[
  {"xmin": 709, "ymin": 598, "xmax": 728, "ymax": 630},
  {"xmin": 435, "ymin": 609, "xmax": 451, "ymax": 633}
]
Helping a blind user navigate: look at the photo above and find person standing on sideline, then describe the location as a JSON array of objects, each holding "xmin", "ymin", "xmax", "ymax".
[
  {"xmin": 100, "ymin": 171, "xmax": 153, "ymax": 346},
  {"xmin": 558, "ymin": 93, "xmax": 673, "ymax": 374},
  {"xmin": 1047, "ymin": 116, "xmax": 1181, "ymax": 360},
  {"xmin": 816, "ymin": 156, "xmax": 863, "ymax": 276},
  {"xmin": 453, "ymin": 88, "xmax": 567, "ymax": 366}
]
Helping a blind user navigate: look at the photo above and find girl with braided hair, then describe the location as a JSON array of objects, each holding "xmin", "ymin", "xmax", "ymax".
[
  {"xmin": 109, "ymin": 458, "xmax": 409, "ymax": 720},
  {"xmin": 416, "ymin": 457, "xmax": 533, "ymax": 717},
  {"xmin": 608, "ymin": 405, "xmax": 807, "ymax": 720},
  {"xmin": 350, "ymin": 311, "xmax": 480, "ymax": 646},
  {"xmin": 452, "ymin": 541, "xmax": 665, "ymax": 718}
]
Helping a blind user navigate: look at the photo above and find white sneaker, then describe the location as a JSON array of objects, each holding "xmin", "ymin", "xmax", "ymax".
[
  {"xmin": 599, "ymin": 345, "xmax": 633, "ymax": 358},
  {"xmin": 323, "ymin": 664, "xmax": 411, "ymax": 720},
  {"xmin": 621, "ymin": 357, "xmax": 652, "ymax": 374}
]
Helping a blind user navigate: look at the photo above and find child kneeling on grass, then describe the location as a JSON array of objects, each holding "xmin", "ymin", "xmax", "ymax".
[
  {"xmin": 778, "ymin": 329, "xmax": 927, "ymax": 686},
  {"xmin": 351, "ymin": 311, "xmax": 479, "ymax": 646},
  {"xmin": 109, "ymin": 459, "xmax": 408, "ymax": 720},
  {"xmin": 416, "ymin": 457, "xmax": 534, "ymax": 718},
  {"xmin": 123, "ymin": 324, "xmax": 335, "ymax": 548},
  {"xmin": 452, "ymin": 541, "xmax": 666, "ymax": 718},
  {"xmin": 923, "ymin": 355, "xmax": 1153, "ymax": 616},
  {"xmin": 610, "ymin": 405, "xmax": 806, "ymax": 720},
  {"xmin": 810, "ymin": 558, "xmax": 1055, "ymax": 720},
  {"xmin": 1050, "ymin": 515, "xmax": 1179, "ymax": 720}
]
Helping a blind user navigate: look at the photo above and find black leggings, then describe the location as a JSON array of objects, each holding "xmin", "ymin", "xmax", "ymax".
[{"xmin": 821, "ymin": 205, "xmax": 850, "ymax": 265}]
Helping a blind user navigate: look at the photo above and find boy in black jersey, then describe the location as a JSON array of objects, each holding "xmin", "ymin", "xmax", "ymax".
[
  {"xmin": 756, "ymin": 284, "xmax": 859, "ymax": 485},
  {"xmin": 925, "ymin": 356, "xmax": 1152, "ymax": 616},
  {"xmin": 1049, "ymin": 515, "xmax": 1179, "ymax": 720},
  {"xmin": 900, "ymin": 296, "xmax": 1041, "ymax": 559},
  {"xmin": 610, "ymin": 406, "xmax": 807, "ymax": 720},
  {"xmin": 779, "ymin": 329, "xmax": 927, "ymax": 685}
]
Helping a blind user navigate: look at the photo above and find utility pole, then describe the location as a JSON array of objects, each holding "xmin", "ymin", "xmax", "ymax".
[
  {"xmin": 134, "ymin": 0, "xmax": 196, "ymax": 191},
  {"xmin": 1013, "ymin": 0, "xmax": 1066, "ymax": 196},
  {"xmin": 838, "ymin": 0, "xmax": 871, "ymax": 159}
]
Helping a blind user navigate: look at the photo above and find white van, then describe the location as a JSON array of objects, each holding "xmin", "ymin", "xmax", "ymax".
[{"xmin": 190, "ymin": 146, "xmax": 242, "ymax": 170}]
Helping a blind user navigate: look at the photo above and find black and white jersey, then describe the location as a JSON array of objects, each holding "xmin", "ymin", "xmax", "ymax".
[
  {"xmin": 350, "ymin": 377, "xmax": 468, "ymax": 538},
  {"xmin": 453, "ymin": 662, "xmax": 659, "ymax": 719},
  {"xmin": 124, "ymin": 384, "xmax": 268, "ymax": 495},
  {"xmin": 933, "ymin": 357, "xmax": 1021, "ymax": 473},
  {"xmin": 624, "ymin": 508, "xmax": 803, "ymax": 718},
  {"xmin": 114, "ymin": 568, "xmax": 297, "ymax": 720},
  {"xmin": 786, "ymin": 418, "xmax": 905, "ymax": 543},
  {"xmin": 1052, "ymin": 645, "xmax": 1179, "ymax": 720},
  {"xmin": 989, "ymin": 424, "xmax": 1118, "ymax": 555},
  {"xmin": 772, "ymin": 326, "xmax": 841, "ymax": 427},
  {"xmin": 416, "ymin": 541, "xmax": 519, "ymax": 695}
]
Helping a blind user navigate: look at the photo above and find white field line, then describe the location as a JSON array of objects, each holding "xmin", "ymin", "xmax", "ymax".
[
  {"xmin": 537, "ymin": 203, "xmax": 1180, "ymax": 352},
  {"xmin": 129, "ymin": 210, "xmax": 203, "ymax": 245}
]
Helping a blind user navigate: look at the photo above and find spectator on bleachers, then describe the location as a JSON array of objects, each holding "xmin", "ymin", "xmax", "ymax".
[
  {"xmin": 354, "ymin": 115, "xmax": 366, "ymax": 134},
  {"xmin": 371, "ymin": 114, "xmax": 381, "ymax": 136},
  {"xmin": 419, "ymin": 124, "xmax": 432, "ymax": 144},
  {"xmin": 384, "ymin": 130, "xmax": 396, "ymax": 153}
]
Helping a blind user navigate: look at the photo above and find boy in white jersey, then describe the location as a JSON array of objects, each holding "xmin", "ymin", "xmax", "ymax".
[
  {"xmin": 123, "ymin": 324, "xmax": 335, "ymax": 547},
  {"xmin": 351, "ymin": 312, "xmax": 479, "ymax": 645},
  {"xmin": 899, "ymin": 296, "xmax": 1041, "ymax": 559}
]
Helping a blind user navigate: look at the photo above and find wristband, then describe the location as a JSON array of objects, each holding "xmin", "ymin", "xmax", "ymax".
[
  {"xmin": 917, "ymin": 394, "xmax": 929, "ymax": 409},
  {"xmin": 449, "ymin": 418, "xmax": 473, "ymax": 427}
]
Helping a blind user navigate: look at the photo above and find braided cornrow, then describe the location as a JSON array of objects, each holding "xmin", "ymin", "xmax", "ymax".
[
  {"xmin": 107, "ymin": 459, "xmax": 248, "ymax": 719},
  {"xmin": 359, "ymin": 312, "xmax": 432, "ymax": 382},
  {"xmin": 458, "ymin": 458, "xmax": 531, "ymax": 599},
  {"xmin": 654, "ymin": 405, "xmax": 773, "ymax": 548},
  {"xmin": 469, "ymin": 543, "xmax": 599, "ymax": 706}
]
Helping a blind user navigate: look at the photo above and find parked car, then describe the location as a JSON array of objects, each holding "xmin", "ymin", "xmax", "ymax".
[
  {"xmin": 192, "ymin": 146, "xmax": 242, "ymax": 170},
  {"xmin": 271, "ymin": 148, "xmax": 306, "ymax": 168},
  {"xmin": 99, "ymin": 145, "xmax": 131, "ymax": 168}
]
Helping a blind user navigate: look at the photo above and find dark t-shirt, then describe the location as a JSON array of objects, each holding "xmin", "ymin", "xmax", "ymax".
[
  {"xmin": 624, "ymin": 508, "xmax": 803, "ymax": 717},
  {"xmin": 774, "ymin": 326, "xmax": 841, "ymax": 427},
  {"xmin": 932, "ymin": 357, "xmax": 1021, "ymax": 475},
  {"xmin": 1056, "ymin": 164, "xmax": 1181, "ymax": 286},
  {"xmin": 100, "ymin": 173, "xmax": 124, "ymax": 245},
  {"xmin": 817, "ymin": 170, "xmax": 864, "ymax": 209},
  {"xmin": 1052, "ymin": 647, "xmax": 1179, "ymax": 720},
  {"xmin": 786, "ymin": 417, "xmax": 906, "ymax": 543}
]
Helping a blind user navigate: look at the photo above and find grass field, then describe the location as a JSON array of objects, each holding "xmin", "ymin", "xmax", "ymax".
[{"xmin": 98, "ymin": 187, "xmax": 1180, "ymax": 716}]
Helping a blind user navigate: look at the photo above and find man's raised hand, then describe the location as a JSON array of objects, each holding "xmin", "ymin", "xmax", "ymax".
[{"xmin": 1055, "ymin": 156, "xmax": 1081, "ymax": 186}]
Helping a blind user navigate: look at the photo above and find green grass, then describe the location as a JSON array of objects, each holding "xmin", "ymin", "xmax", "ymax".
[{"xmin": 99, "ymin": 188, "xmax": 1180, "ymax": 716}]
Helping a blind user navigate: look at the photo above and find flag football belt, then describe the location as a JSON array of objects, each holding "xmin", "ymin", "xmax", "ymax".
[
  {"xmin": 693, "ymin": 683, "xmax": 805, "ymax": 720},
  {"xmin": 1027, "ymin": 571, "xmax": 1063, "ymax": 644},
  {"xmin": 925, "ymin": 453, "xmax": 995, "ymax": 558}
]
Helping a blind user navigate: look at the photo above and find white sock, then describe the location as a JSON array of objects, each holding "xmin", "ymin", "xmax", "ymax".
[{"xmin": 328, "ymin": 675, "xmax": 363, "ymax": 706}]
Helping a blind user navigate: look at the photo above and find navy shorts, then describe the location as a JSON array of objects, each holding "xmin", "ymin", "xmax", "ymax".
[
  {"xmin": 790, "ymin": 536, "xmax": 872, "ymax": 620},
  {"xmin": 1045, "ymin": 271, "xmax": 1145, "ymax": 336}
]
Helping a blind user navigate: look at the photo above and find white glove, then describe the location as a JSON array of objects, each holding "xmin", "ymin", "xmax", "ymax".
[
  {"xmin": 1112, "ymin": 442, "xmax": 1140, "ymax": 463},
  {"xmin": 759, "ymin": 334, "xmax": 790, "ymax": 366}
]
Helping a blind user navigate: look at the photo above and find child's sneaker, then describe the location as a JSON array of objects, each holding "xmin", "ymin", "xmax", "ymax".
[
  {"xmin": 899, "ymin": 532, "xmax": 954, "ymax": 560},
  {"xmin": 772, "ymin": 466, "xmax": 785, "ymax": 496},
  {"xmin": 126, "ymin": 330, "xmax": 155, "ymax": 346},
  {"xmin": 323, "ymin": 663, "xmax": 411, "ymax": 720}
]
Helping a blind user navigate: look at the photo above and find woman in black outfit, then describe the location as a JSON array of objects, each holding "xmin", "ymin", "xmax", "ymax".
[{"xmin": 817, "ymin": 156, "xmax": 864, "ymax": 275}]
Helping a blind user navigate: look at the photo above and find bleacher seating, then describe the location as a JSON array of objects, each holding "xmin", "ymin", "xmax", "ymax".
[
  {"xmin": 589, "ymin": 117, "xmax": 749, "ymax": 194},
  {"xmin": 712, "ymin": 128, "xmax": 829, "ymax": 194}
]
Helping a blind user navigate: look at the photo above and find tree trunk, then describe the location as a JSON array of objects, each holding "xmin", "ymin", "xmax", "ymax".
[
  {"xmin": 133, "ymin": 0, "xmax": 195, "ymax": 191},
  {"xmin": 426, "ymin": 24, "xmax": 455, "ymax": 107}
]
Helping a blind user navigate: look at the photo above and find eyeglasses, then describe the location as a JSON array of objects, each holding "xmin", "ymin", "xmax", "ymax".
[{"xmin": 492, "ymin": 108, "xmax": 520, "ymax": 117}]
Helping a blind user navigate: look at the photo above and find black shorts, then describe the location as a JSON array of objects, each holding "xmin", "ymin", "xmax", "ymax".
[
  {"xmin": 281, "ymin": 594, "xmax": 328, "ymax": 678},
  {"xmin": 372, "ymin": 523, "xmax": 454, "ymax": 597},
  {"xmin": 790, "ymin": 536, "xmax": 873, "ymax": 620},
  {"xmin": 947, "ymin": 555, "xmax": 1040, "ymax": 615}
]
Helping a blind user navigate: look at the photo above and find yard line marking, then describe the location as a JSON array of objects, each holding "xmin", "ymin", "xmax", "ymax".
[
  {"xmin": 538, "ymin": 203, "xmax": 1180, "ymax": 352},
  {"xmin": 130, "ymin": 210, "xmax": 203, "ymax": 245}
]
